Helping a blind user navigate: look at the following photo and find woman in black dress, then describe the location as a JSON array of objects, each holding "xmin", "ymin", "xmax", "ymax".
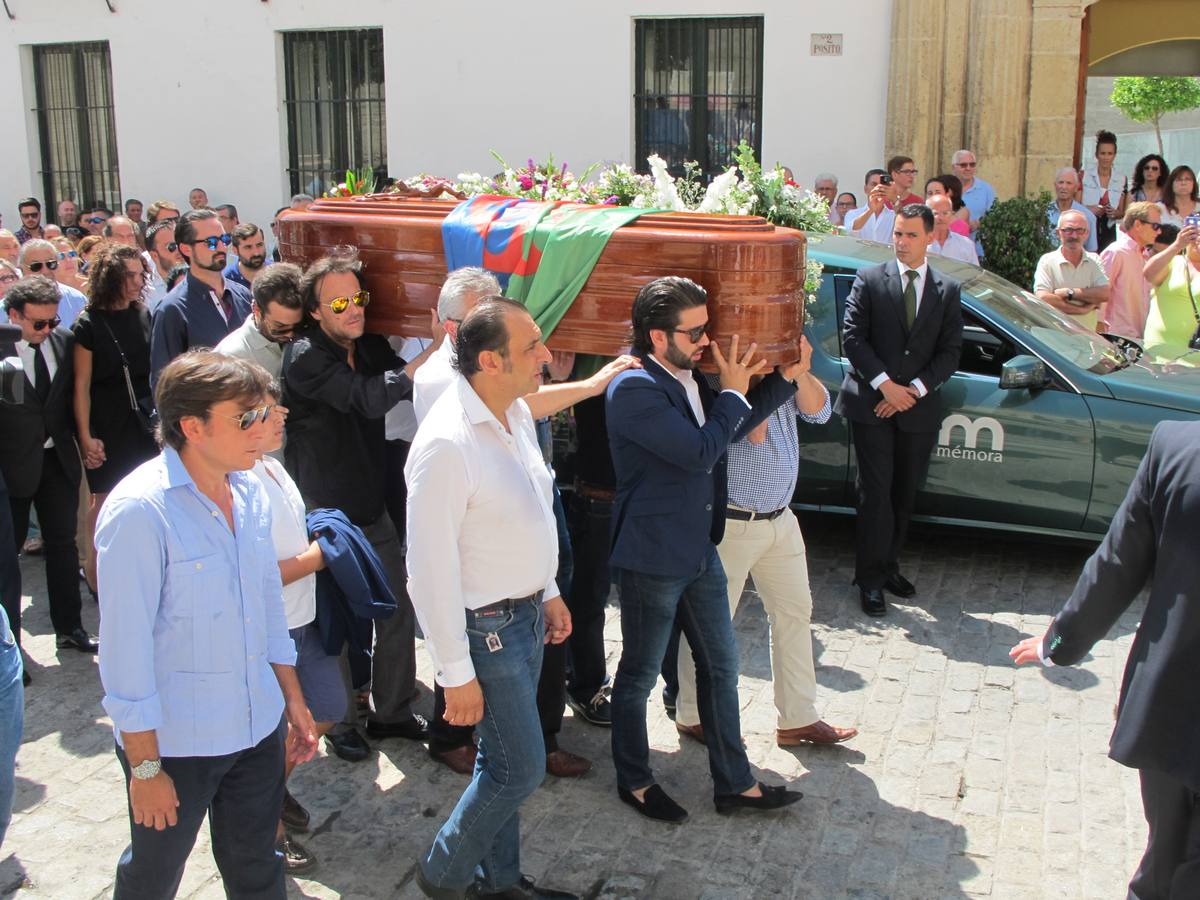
[{"xmin": 72, "ymin": 243, "xmax": 158, "ymax": 594}]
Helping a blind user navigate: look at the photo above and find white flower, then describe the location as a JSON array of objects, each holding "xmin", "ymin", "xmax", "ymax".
[
  {"xmin": 647, "ymin": 154, "xmax": 686, "ymax": 211},
  {"xmin": 697, "ymin": 167, "xmax": 741, "ymax": 213}
]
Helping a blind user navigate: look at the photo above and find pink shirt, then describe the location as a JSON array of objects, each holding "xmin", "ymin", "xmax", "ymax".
[{"xmin": 1099, "ymin": 231, "xmax": 1152, "ymax": 339}]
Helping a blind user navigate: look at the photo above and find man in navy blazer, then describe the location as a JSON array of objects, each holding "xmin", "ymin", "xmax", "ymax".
[
  {"xmin": 834, "ymin": 203, "xmax": 962, "ymax": 616},
  {"xmin": 605, "ymin": 276, "xmax": 804, "ymax": 823}
]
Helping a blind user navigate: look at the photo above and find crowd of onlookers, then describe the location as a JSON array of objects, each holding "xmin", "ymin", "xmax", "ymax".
[{"xmin": 815, "ymin": 136, "xmax": 1200, "ymax": 355}]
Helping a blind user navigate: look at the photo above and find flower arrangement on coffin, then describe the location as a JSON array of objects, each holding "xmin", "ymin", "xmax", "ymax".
[{"xmin": 325, "ymin": 165, "xmax": 378, "ymax": 198}]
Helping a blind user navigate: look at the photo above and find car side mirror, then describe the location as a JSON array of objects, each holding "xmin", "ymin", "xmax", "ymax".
[{"xmin": 1000, "ymin": 355, "xmax": 1048, "ymax": 390}]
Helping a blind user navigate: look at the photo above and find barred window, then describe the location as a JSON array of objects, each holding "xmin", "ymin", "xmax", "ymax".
[
  {"xmin": 634, "ymin": 17, "xmax": 764, "ymax": 179},
  {"xmin": 282, "ymin": 29, "xmax": 388, "ymax": 198},
  {"xmin": 32, "ymin": 42, "xmax": 122, "ymax": 215}
]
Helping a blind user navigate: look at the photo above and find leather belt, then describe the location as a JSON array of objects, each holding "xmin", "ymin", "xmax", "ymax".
[
  {"xmin": 725, "ymin": 506, "xmax": 789, "ymax": 522},
  {"xmin": 472, "ymin": 591, "xmax": 544, "ymax": 616},
  {"xmin": 574, "ymin": 481, "xmax": 616, "ymax": 502}
]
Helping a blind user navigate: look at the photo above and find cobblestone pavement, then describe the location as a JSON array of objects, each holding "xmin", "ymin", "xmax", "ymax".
[{"xmin": 1, "ymin": 513, "xmax": 1146, "ymax": 900}]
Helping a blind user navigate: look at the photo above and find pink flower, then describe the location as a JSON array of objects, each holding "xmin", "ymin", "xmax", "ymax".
[
  {"xmin": 518, "ymin": 175, "xmax": 535, "ymax": 191},
  {"xmin": 604, "ymin": 195, "xmax": 620, "ymax": 205}
]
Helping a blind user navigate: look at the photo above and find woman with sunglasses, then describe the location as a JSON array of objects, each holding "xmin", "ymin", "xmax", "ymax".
[
  {"xmin": 925, "ymin": 175, "xmax": 972, "ymax": 236},
  {"xmin": 1142, "ymin": 216, "xmax": 1200, "ymax": 357},
  {"xmin": 71, "ymin": 243, "xmax": 158, "ymax": 597},
  {"xmin": 1161, "ymin": 165, "xmax": 1199, "ymax": 229},
  {"xmin": 1130, "ymin": 154, "xmax": 1169, "ymax": 205},
  {"xmin": 49, "ymin": 236, "xmax": 90, "ymax": 294}
]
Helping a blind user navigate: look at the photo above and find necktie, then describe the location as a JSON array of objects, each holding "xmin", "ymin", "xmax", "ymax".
[
  {"xmin": 903, "ymin": 270, "xmax": 919, "ymax": 329},
  {"xmin": 33, "ymin": 343, "xmax": 50, "ymax": 403}
]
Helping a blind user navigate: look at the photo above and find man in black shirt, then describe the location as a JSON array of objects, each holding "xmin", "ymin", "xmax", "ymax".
[{"xmin": 284, "ymin": 249, "xmax": 435, "ymax": 761}]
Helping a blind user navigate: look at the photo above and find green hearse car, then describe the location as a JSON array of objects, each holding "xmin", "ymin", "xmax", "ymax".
[{"xmin": 795, "ymin": 234, "xmax": 1200, "ymax": 540}]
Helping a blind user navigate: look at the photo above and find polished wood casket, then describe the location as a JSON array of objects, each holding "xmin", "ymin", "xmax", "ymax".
[{"xmin": 276, "ymin": 194, "xmax": 805, "ymax": 365}]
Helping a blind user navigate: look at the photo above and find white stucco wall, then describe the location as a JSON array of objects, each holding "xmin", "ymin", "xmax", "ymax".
[{"xmin": 0, "ymin": 1, "xmax": 892, "ymax": 233}]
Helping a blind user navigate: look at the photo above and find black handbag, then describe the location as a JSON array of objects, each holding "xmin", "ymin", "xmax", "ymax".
[
  {"xmin": 97, "ymin": 313, "xmax": 156, "ymax": 434},
  {"xmin": 1185, "ymin": 263, "xmax": 1200, "ymax": 352}
]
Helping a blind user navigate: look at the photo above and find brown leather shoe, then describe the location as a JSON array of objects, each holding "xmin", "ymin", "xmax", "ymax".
[
  {"xmin": 430, "ymin": 744, "xmax": 477, "ymax": 775},
  {"xmin": 777, "ymin": 720, "xmax": 858, "ymax": 746},
  {"xmin": 545, "ymin": 749, "xmax": 592, "ymax": 778},
  {"xmin": 676, "ymin": 722, "xmax": 706, "ymax": 745}
]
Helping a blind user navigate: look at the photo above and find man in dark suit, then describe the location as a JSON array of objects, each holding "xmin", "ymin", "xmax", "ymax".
[
  {"xmin": 1011, "ymin": 420, "xmax": 1200, "ymax": 899},
  {"xmin": 0, "ymin": 276, "xmax": 96, "ymax": 652},
  {"xmin": 835, "ymin": 203, "xmax": 963, "ymax": 616},
  {"xmin": 605, "ymin": 276, "xmax": 803, "ymax": 824}
]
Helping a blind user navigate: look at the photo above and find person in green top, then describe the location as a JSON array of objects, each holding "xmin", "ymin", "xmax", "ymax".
[{"xmin": 1144, "ymin": 219, "xmax": 1200, "ymax": 356}]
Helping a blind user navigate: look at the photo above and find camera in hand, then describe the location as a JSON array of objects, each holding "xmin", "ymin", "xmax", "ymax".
[{"xmin": 879, "ymin": 175, "xmax": 893, "ymax": 186}]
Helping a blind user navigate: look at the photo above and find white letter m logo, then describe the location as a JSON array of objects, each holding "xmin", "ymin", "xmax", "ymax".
[{"xmin": 939, "ymin": 414, "xmax": 1005, "ymax": 451}]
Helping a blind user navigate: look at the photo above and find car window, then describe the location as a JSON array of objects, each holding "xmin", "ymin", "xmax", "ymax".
[
  {"xmin": 958, "ymin": 269, "xmax": 1125, "ymax": 375},
  {"xmin": 816, "ymin": 267, "xmax": 856, "ymax": 359}
]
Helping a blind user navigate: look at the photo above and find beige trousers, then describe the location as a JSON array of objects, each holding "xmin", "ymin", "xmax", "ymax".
[{"xmin": 676, "ymin": 511, "xmax": 818, "ymax": 730}]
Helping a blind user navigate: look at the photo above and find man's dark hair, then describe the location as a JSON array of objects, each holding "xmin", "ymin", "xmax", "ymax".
[
  {"xmin": 155, "ymin": 350, "xmax": 272, "ymax": 451},
  {"xmin": 18, "ymin": 198, "xmax": 40, "ymax": 213},
  {"xmin": 232, "ymin": 223, "xmax": 261, "ymax": 247},
  {"xmin": 453, "ymin": 295, "xmax": 525, "ymax": 378},
  {"xmin": 145, "ymin": 220, "xmax": 175, "ymax": 252},
  {"xmin": 299, "ymin": 248, "xmax": 366, "ymax": 318},
  {"xmin": 864, "ymin": 168, "xmax": 887, "ymax": 187},
  {"xmin": 216, "ymin": 203, "xmax": 239, "ymax": 220},
  {"xmin": 630, "ymin": 276, "xmax": 708, "ymax": 356},
  {"xmin": 166, "ymin": 263, "xmax": 190, "ymax": 291},
  {"xmin": 252, "ymin": 262, "xmax": 303, "ymax": 312},
  {"xmin": 3, "ymin": 275, "xmax": 60, "ymax": 313},
  {"xmin": 87, "ymin": 205, "xmax": 113, "ymax": 217},
  {"xmin": 897, "ymin": 202, "xmax": 935, "ymax": 233},
  {"xmin": 86, "ymin": 243, "xmax": 146, "ymax": 312},
  {"xmin": 124, "ymin": 198, "xmax": 142, "ymax": 211},
  {"xmin": 1095, "ymin": 129, "xmax": 1118, "ymax": 150},
  {"xmin": 175, "ymin": 208, "xmax": 218, "ymax": 266},
  {"xmin": 886, "ymin": 156, "xmax": 914, "ymax": 175}
]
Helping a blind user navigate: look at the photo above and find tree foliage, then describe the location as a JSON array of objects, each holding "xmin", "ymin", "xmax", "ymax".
[
  {"xmin": 1110, "ymin": 77, "xmax": 1200, "ymax": 154},
  {"xmin": 977, "ymin": 191, "xmax": 1055, "ymax": 289}
]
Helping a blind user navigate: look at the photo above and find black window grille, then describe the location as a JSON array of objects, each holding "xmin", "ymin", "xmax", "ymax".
[
  {"xmin": 282, "ymin": 29, "xmax": 388, "ymax": 198},
  {"xmin": 634, "ymin": 17, "xmax": 763, "ymax": 179},
  {"xmin": 32, "ymin": 41, "xmax": 122, "ymax": 216}
]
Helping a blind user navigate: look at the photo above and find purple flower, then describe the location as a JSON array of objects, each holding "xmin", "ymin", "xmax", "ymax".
[
  {"xmin": 519, "ymin": 174, "xmax": 535, "ymax": 191},
  {"xmin": 604, "ymin": 195, "xmax": 620, "ymax": 205}
]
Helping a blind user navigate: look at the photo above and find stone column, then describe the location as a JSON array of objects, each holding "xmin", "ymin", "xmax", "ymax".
[
  {"xmin": 1023, "ymin": 0, "xmax": 1088, "ymax": 196},
  {"xmin": 884, "ymin": 0, "xmax": 949, "ymax": 181}
]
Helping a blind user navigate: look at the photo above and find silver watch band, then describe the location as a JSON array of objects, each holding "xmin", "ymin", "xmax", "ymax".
[{"xmin": 130, "ymin": 758, "xmax": 162, "ymax": 780}]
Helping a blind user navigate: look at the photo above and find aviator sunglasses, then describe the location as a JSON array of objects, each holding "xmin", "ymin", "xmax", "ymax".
[
  {"xmin": 218, "ymin": 404, "xmax": 275, "ymax": 430},
  {"xmin": 325, "ymin": 290, "xmax": 370, "ymax": 314},
  {"xmin": 192, "ymin": 234, "xmax": 233, "ymax": 251},
  {"xmin": 25, "ymin": 315, "xmax": 61, "ymax": 331}
]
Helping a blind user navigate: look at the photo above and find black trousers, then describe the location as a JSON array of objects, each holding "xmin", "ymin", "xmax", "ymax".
[
  {"xmin": 113, "ymin": 719, "xmax": 287, "ymax": 900},
  {"xmin": 0, "ymin": 470, "xmax": 20, "ymax": 648},
  {"xmin": 9, "ymin": 449, "xmax": 81, "ymax": 637},
  {"xmin": 383, "ymin": 438, "xmax": 410, "ymax": 550},
  {"xmin": 430, "ymin": 483, "xmax": 574, "ymax": 755},
  {"xmin": 1129, "ymin": 767, "xmax": 1200, "ymax": 900},
  {"xmin": 564, "ymin": 493, "xmax": 613, "ymax": 701},
  {"xmin": 850, "ymin": 421, "xmax": 937, "ymax": 590}
]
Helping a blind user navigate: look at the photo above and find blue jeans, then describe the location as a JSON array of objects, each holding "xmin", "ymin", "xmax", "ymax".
[
  {"xmin": 0, "ymin": 605, "xmax": 22, "ymax": 849},
  {"xmin": 422, "ymin": 599, "xmax": 546, "ymax": 893},
  {"xmin": 611, "ymin": 545, "xmax": 755, "ymax": 798}
]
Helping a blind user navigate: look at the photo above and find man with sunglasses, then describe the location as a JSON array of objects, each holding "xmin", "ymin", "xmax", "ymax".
[
  {"xmin": 951, "ymin": 149, "xmax": 995, "ymax": 256},
  {"xmin": 284, "ymin": 249, "xmax": 437, "ymax": 761},
  {"xmin": 1034, "ymin": 209, "xmax": 1110, "ymax": 331},
  {"xmin": 145, "ymin": 221, "xmax": 184, "ymax": 311},
  {"xmin": 14, "ymin": 198, "xmax": 44, "ymax": 246},
  {"xmin": 1098, "ymin": 201, "xmax": 1162, "ymax": 340},
  {"xmin": 0, "ymin": 276, "xmax": 97, "ymax": 654},
  {"xmin": 216, "ymin": 263, "xmax": 304, "ymax": 383},
  {"xmin": 17, "ymin": 241, "xmax": 84, "ymax": 329},
  {"xmin": 146, "ymin": 200, "xmax": 181, "ymax": 226},
  {"xmin": 150, "ymin": 209, "xmax": 251, "ymax": 392},
  {"xmin": 82, "ymin": 206, "xmax": 113, "ymax": 237}
]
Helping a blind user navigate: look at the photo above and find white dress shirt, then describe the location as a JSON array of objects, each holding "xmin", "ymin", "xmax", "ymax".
[
  {"xmin": 405, "ymin": 376, "xmax": 559, "ymax": 687},
  {"xmin": 16, "ymin": 338, "xmax": 57, "ymax": 447},
  {"xmin": 868, "ymin": 259, "xmax": 929, "ymax": 397},
  {"xmin": 412, "ymin": 339, "xmax": 456, "ymax": 424},
  {"xmin": 930, "ymin": 231, "xmax": 980, "ymax": 266},
  {"xmin": 847, "ymin": 205, "xmax": 896, "ymax": 243},
  {"xmin": 645, "ymin": 355, "xmax": 750, "ymax": 420}
]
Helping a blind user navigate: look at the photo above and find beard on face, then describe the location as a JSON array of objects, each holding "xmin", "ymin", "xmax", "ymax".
[
  {"xmin": 241, "ymin": 253, "xmax": 266, "ymax": 270},
  {"xmin": 664, "ymin": 339, "xmax": 698, "ymax": 370},
  {"xmin": 194, "ymin": 251, "xmax": 227, "ymax": 273}
]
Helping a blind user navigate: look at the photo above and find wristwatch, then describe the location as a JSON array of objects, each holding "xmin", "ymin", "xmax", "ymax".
[{"xmin": 131, "ymin": 758, "xmax": 162, "ymax": 780}]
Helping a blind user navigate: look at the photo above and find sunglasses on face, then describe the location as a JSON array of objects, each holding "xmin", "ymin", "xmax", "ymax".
[
  {"xmin": 194, "ymin": 234, "xmax": 233, "ymax": 251},
  {"xmin": 672, "ymin": 324, "xmax": 707, "ymax": 343},
  {"xmin": 84, "ymin": 216, "xmax": 108, "ymax": 225},
  {"xmin": 325, "ymin": 290, "xmax": 370, "ymax": 314},
  {"xmin": 956, "ymin": 162, "xmax": 977, "ymax": 168},
  {"xmin": 58, "ymin": 250, "xmax": 77, "ymax": 259},
  {"xmin": 219, "ymin": 404, "xmax": 274, "ymax": 430},
  {"xmin": 27, "ymin": 260, "xmax": 58, "ymax": 272},
  {"xmin": 1143, "ymin": 222, "xmax": 1163, "ymax": 231},
  {"xmin": 1059, "ymin": 227, "xmax": 1087, "ymax": 235},
  {"xmin": 26, "ymin": 315, "xmax": 61, "ymax": 331},
  {"xmin": 20, "ymin": 211, "xmax": 39, "ymax": 219}
]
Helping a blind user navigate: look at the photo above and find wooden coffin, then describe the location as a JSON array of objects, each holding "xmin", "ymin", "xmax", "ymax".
[{"xmin": 276, "ymin": 194, "xmax": 805, "ymax": 366}]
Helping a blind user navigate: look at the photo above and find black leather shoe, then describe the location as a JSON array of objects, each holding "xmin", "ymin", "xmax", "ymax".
[
  {"xmin": 56, "ymin": 627, "xmax": 98, "ymax": 653},
  {"xmin": 366, "ymin": 713, "xmax": 430, "ymax": 741},
  {"xmin": 662, "ymin": 688, "xmax": 677, "ymax": 721},
  {"xmin": 470, "ymin": 875, "xmax": 578, "ymax": 899},
  {"xmin": 883, "ymin": 572, "xmax": 916, "ymax": 598},
  {"xmin": 617, "ymin": 784, "xmax": 688, "ymax": 824},
  {"xmin": 416, "ymin": 865, "xmax": 467, "ymax": 899},
  {"xmin": 323, "ymin": 727, "xmax": 371, "ymax": 762},
  {"xmin": 714, "ymin": 781, "xmax": 803, "ymax": 815},
  {"xmin": 22, "ymin": 668, "xmax": 30, "ymax": 687},
  {"xmin": 281, "ymin": 789, "xmax": 310, "ymax": 832},
  {"xmin": 276, "ymin": 833, "xmax": 318, "ymax": 874},
  {"xmin": 860, "ymin": 588, "xmax": 887, "ymax": 617}
]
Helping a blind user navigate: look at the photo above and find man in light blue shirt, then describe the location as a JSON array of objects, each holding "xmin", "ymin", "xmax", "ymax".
[
  {"xmin": 97, "ymin": 350, "xmax": 316, "ymax": 899},
  {"xmin": 953, "ymin": 149, "xmax": 997, "ymax": 258},
  {"xmin": 16, "ymin": 240, "xmax": 84, "ymax": 328},
  {"xmin": 1047, "ymin": 167, "xmax": 1099, "ymax": 253}
]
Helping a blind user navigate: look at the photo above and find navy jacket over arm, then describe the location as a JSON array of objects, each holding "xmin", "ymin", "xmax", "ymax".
[
  {"xmin": 1042, "ymin": 420, "xmax": 1200, "ymax": 791},
  {"xmin": 307, "ymin": 507, "xmax": 397, "ymax": 688},
  {"xmin": 605, "ymin": 353, "xmax": 796, "ymax": 578}
]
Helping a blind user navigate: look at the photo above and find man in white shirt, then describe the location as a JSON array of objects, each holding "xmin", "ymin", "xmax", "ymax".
[
  {"xmin": 215, "ymin": 263, "xmax": 305, "ymax": 381},
  {"xmin": 847, "ymin": 168, "xmax": 897, "ymax": 243},
  {"xmin": 407, "ymin": 297, "xmax": 577, "ymax": 900},
  {"xmin": 1034, "ymin": 210, "xmax": 1110, "ymax": 331},
  {"xmin": 927, "ymin": 194, "xmax": 980, "ymax": 265}
]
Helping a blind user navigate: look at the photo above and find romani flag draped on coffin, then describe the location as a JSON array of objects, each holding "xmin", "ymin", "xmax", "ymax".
[{"xmin": 441, "ymin": 195, "xmax": 657, "ymax": 339}]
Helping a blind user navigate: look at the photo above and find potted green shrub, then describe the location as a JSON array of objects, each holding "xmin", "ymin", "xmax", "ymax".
[{"xmin": 977, "ymin": 190, "xmax": 1055, "ymax": 288}]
